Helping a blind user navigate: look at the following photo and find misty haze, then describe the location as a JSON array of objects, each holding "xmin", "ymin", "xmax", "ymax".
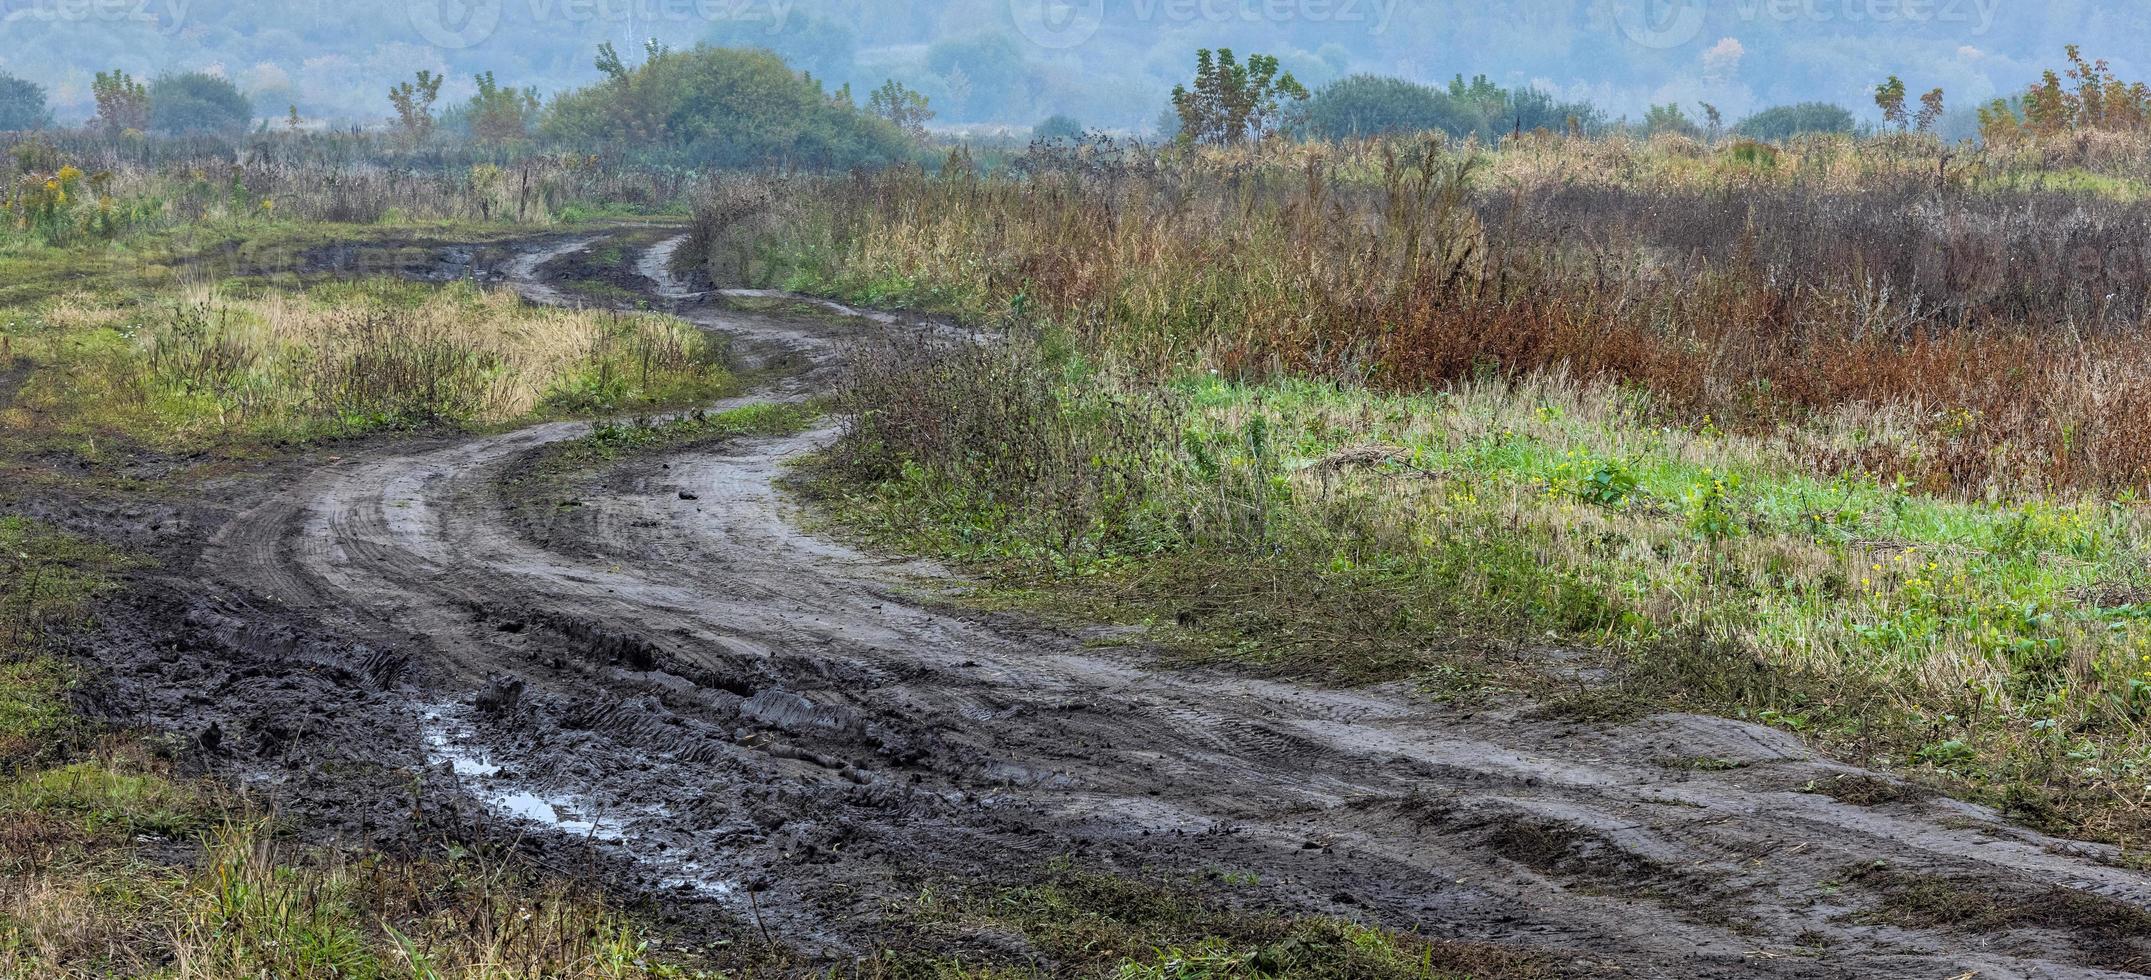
[{"xmin": 3, "ymin": 2, "xmax": 2151, "ymax": 978}]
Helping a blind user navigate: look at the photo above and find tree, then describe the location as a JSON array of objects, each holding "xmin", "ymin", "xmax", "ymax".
[
  {"xmin": 1915, "ymin": 88, "xmax": 1946, "ymax": 133},
  {"xmin": 1734, "ymin": 103, "xmax": 1856, "ymax": 141},
  {"xmin": 92, "ymin": 70, "xmax": 151, "ymax": 135},
  {"xmin": 1506, "ymin": 87, "xmax": 1604, "ymax": 136},
  {"xmin": 1875, "ymin": 75, "xmax": 1909, "ymax": 130},
  {"xmin": 1977, "ymin": 97, "xmax": 2024, "ymax": 145},
  {"xmin": 868, "ymin": 79, "xmax": 933, "ymax": 141},
  {"xmin": 1644, "ymin": 103, "xmax": 1700, "ymax": 137},
  {"xmin": 1699, "ymin": 101, "xmax": 1723, "ymax": 140},
  {"xmin": 1170, "ymin": 48, "xmax": 1308, "ymax": 145},
  {"xmin": 149, "ymin": 73, "xmax": 251, "ymax": 136},
  {"xmin": 2059, "ymin": 44, "xmax": 2151, "ymax": 131},
  {"xmin": 925, "ymin": 33, "xmax": 1030, "ymax": 122},
  {"xmin": 1448, "ymin": 74, "xmax": 1507, "ymax": 120},
  {"xmin": 1983, "ymin": 46, "xmax": 2151, "ymax": 142},
  {"xmin": 0, "ymin": 73, "xmax": 52, "ymax": 131},
  {"xmin": 2024, "ymin": 69, "xmax": 2072, "ymax": 134},
  {"xmin": 388, "ymin": 70, "xmax": 443, "ymax": 146},
  {"xmin": 467, "ymin": 71, "xmax": 538, "ymax": 145}
]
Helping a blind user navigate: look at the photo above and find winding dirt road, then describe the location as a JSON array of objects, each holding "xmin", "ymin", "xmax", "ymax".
[{"xmin": 154, "ymin": 233, "xmax": 2151, "ymax": 977}]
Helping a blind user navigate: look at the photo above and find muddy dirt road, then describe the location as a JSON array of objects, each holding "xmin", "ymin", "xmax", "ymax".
[{"xmin": 95, "ymin": 233, "xmax": 2151, "ymax": 978}]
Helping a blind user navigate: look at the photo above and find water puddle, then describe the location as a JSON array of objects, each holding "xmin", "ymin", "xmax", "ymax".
[{"xmin": 420, "ymin": 705, "xmax": 733, "ymax": 889}]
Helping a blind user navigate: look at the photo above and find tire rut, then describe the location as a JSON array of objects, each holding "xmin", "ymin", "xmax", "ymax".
[{"xmin": 185, "ymin": 231, "xmax": 2151, "ymax": 978}]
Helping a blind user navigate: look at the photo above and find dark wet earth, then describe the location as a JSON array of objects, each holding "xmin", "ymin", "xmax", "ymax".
[{"xmin": 59, "ymin": 231, "xmax": 2151, "ymax": 978}]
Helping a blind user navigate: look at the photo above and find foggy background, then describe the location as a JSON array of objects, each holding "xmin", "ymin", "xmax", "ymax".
[{"xmin": 0, "ymin": 0, "xmax": 2136, "ymax": 136}]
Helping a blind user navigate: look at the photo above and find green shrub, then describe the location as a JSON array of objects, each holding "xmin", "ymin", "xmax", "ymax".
[
  {"xmin": 1304, "ymin": 75, "xmax": 1470, "ymax": 139},
  {"xmin": 1736, "ymin": 102, "xmax": 1858, "ymax": 141},
  {"xmin": 1032, "ymin": 113, "xmax": 1085, "ymax": 142},
  {"xmin": 0, "ymin": 73, "xmax": 53, "ymax": 131},
  {"xmin": 543, "ymin": 45, "xmax": 909, "ymax": 168},
  {"xmin": 149, "ymin": 72, "xmax": 252, "ymax": 136}
]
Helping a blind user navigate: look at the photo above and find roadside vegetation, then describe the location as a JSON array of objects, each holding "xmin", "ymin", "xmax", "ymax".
[
  {"xmin": 10, "ymin": 31, "xmax": 2151, "ymax": 977},
  {"xmin": 694, "ymin": 59, "xmax": 2151, "ymax": 848},
  {"xmin": 0, "ymin": 137, "xmax": 754, "ymax": 978},
  {"xmin": 11, "ymin": 281, "xmax": 729, "ymax": 448},
  {"xmin": 0, "ymin": 515, "xmax": 724, "ymax": 978}
]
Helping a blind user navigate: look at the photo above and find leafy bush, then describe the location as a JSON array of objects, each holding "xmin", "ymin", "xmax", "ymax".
[
  {"xmin": 0, "ymin": 73, "xmax": 52, "ymax": 131},
  {"xmin": 1304, "ymin": 75, "xmax": 1470, "ymax": 140},
  {"xmin": 1447, "ymin": 73, "xmax": 1603, "ymax": 137},
  {"xmin": 149, "ymin": 72, "xmax": 252, "ymax": 136},
  {"xmin": 1032, "ymin": 114, "xmax": 1085, "ymax": 142},
  {"xmin": 465, "ymin": 71, "xmax": 539, "ymax": 145},
  {"xmin": 1547, "ymin": 451, "xmax": 1640, "ymax": 508},
  {"xmin": 1736, "ymin": 102, "xmax": 1857, "ymax": 141},
  {"xmin": 543, "ymin": 45, "xmax": 910, "ymax": 168},
  {"xmin": 1171, "ymin": 49, "xmax": 1308, "ymax": 145},
  {"xmin": 1644, "ymin": 103, "xmax": 1701, "ymax": 137}
]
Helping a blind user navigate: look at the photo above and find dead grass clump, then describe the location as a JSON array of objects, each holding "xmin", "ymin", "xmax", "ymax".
[
  {"xmin": 718, "ymin": 144, "xmax": 2151, "ymax": 498},
  {"xmin": 1, "ymin": 280, "xmax": 733, "ymax": 449},
  {"xmin": 1847, "ymin": 863, "xmax": 2151, "ymax": 973}
]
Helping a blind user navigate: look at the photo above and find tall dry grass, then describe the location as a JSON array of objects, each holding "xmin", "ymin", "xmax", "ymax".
[
  {"xmin": 4, "ymin": 282, "xmax": 730, "ymax": 447},
  {"xmin": 710, "ymin": 137, "xmax": 2151, "ymax": 497}
]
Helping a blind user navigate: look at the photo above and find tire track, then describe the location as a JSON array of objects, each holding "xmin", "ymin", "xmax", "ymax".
[{"xmin": 192, "ymin": 232, "xmax": 2151, "ymax": 978}]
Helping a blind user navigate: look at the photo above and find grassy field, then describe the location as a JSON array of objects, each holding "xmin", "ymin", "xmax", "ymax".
[
  {"xmin": 712, "ymin": 135, "xmax": 2151, "ymax": 848},
  {"xmin": 8, "ymin": 280, "xmax": 729, "ymax": 448},
  {"xmin": 0, "ymin": 517, "xmax": 1478, "ymax": 978},
  {"xmin": 0, "ymin": 155, "xmax": 764, "ymax": 975},
  {"xmin": 0, "ymin": 510, "xmax": 734, "ymax": 978},
  {"xmin": 0, "ymin": 152, "xmax": 1478, "ymax": 975}
]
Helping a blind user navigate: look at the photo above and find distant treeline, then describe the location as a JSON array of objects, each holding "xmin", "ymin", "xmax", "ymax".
[
  {"xmin": 12, "ymin": 40, "xmax": 2128, "ymax": 173},
  {"xmin": 1301, "ymin": 74, "xmax": 1857, "ymax": 142}
]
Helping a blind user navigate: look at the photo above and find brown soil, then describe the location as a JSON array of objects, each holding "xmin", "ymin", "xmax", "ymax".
[{"xmin": 55, "ymin": 231, "xmax": 2151, "ymax": 979}]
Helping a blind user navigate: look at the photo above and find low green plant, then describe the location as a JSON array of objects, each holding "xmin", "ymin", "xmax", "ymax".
[{"xmin": 811, "ymin": 341, "xmax": 2151, "ymax": 844}]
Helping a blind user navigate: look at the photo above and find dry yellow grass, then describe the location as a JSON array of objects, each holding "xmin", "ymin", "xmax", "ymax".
[{"xmin": 5, "ymin": 280, "xmax": 731, "ymax": 450}]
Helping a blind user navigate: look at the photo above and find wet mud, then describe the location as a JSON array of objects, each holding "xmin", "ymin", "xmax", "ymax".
[{"xmin": 60, "ymin": 231, "xmax": 2151, "ymax": 978}]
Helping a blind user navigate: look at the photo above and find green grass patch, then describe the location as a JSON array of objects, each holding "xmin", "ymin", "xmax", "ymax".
[
  {"xmin": 1, "ymin": 278, "xmax": 736, "ymax": 459},
  {"xmin": 809, "ymin": 337, "xmax": 2151, "ymax": 845},
  {"xmin": 538, "ymin": 401, "xmax": 820, "ymax": 474}
]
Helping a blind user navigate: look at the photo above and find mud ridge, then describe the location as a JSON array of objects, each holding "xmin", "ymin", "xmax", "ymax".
[{"xmin": 67, "ymin": 230, "xmax": 2151, "ymax": 977}]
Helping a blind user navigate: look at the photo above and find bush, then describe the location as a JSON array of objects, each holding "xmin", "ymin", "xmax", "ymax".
[
  {"xmin": 1736, "ymin": 102, "xmax": 1857, "ymax": 141},
  {"xmin": 0, "ymin": 73, "xmax": 52, "ymax": 131},
  {"xmin": 1304, "ymin": 75, "xmax": 1468, "ymax": 140},
  {"xmin": 150, "ymin": 73, "xmax": 252, "ymax": 136},
  {"xmin": 1032, "ymin": 114, "xmax": 1085, "ymax": 142},
  {"xmin": 543, "ymin": 45, "xmax": 910, "ymax": 168}
]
